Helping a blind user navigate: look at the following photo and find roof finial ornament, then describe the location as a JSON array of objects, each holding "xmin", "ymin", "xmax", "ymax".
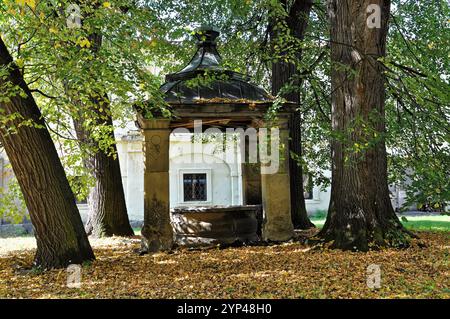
[
  {"xmin": 161, "ymin": 25, "xmax": 272, "ymax": 104},
  {"xmin": 194, "ymin": 25, "xmax": 220, "ymax": 47}
]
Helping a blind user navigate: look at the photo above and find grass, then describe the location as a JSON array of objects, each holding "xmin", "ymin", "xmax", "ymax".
[
  {"xmin": 398, "ymin": 215, "xmax": 450, "ymax": 232},
  {"xmin": 309, "ymin": 212, "xmax": 450, "ymax": 232},
  {"xmin": 310, "ymin": 210, "xmax": 327, "ymax": 228}
]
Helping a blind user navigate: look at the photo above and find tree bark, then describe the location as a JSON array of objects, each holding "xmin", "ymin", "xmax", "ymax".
[
  {"xmin": 74, "ymin": 115, "xmax": 134, "ymax": 238},
  {"xmin": 270, "ymin": 0, "xmax": 315, "ymax": 229},
  {"xmin": 72, "ymin": 33, "xmax": 134, "ymax": 238},
  {"xmin": 0, "ymin": 37, "xmax": 95, "ymax": 268},
  {"xmin": 319, "ymin": 0, "xmax": 413, "ymax": 251}
]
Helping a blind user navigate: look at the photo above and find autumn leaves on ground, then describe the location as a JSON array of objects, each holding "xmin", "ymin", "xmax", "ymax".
[{"xmin": 0, "ymin": 232, "xmax": 448, "ymax": 299}]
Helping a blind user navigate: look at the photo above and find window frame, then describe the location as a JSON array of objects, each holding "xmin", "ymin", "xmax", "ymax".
[{"xmin": 177, "ymin": 169, "xmax": 212, "ymax": 205}]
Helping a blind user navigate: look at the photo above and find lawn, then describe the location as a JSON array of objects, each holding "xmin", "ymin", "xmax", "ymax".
[
  {"xmin": 310, "ymin": 213, "xmax": 450, "ymax": 232},
  {"xmin": 398, "ymin": 215, "xmax": 450, "ymax": 232}
]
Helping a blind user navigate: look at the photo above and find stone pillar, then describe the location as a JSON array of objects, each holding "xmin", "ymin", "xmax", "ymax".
[
  {"xmin": 140, "ymin": 118, "xmax": 173, "ymax": 252},
  {"xmin": 261, "ymin": 118, "xmax": 294, "ymax": 242}
]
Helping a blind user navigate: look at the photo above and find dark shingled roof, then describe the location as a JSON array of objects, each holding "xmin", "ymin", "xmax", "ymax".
[{"xmin": 161, "ymin": 27, "xmax": 273, "ymax": 105}]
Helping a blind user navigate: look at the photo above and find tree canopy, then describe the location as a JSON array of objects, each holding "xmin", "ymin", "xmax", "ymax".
[{"xmin": 0, "ymin": 0, "xmax": 448, "ymax": 220}]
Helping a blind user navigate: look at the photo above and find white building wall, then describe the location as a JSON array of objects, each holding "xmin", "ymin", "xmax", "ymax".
[
  {"xmin": 169, "ymin": 155, "xmax": 233, "ymax": 206},
  {"xmin": 115, "ymin": 132, "xmax": 244, "ymax": 221},
  {"xmin": 117, "ymin": 134, "xmax": 145, "ymax": 221},
  {"xmin": 305, "ymin": 170, "xmax": 332, "ymax": 214}
]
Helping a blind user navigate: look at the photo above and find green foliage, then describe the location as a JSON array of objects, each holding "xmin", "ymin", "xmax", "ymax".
[
  {"xmin": 310, "ymin": 209, "xmax": 327, "ymax": 220},
  {"xmin": 185, "ymin": 71, "xmax": 231, "ymax": 90},
  {"xmin": 0, "ymin": 0, "xmax": 167, "ymax": 199},
  {"xmin": 0, "ymin": 0, "xmax": 447, "ymax": 214},
  {"xmin": 384, "ymin": 0, "xmax": 450, "ymax": 209},
  {"xmin": 262, "ymin": 0, "xmax": 332, "ymax": 187},
  {"xmin": 0, "ymin": 176, "xmax": 28, "ymax": 223}
]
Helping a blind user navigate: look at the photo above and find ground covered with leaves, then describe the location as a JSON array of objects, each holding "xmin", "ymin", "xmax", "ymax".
[{"xmin": 0, "ymin": 232, "xmax": 448, "ymax": 299}]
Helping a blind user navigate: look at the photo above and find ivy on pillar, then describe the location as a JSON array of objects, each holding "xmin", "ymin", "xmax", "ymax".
[
  {"xmin": 139, "ymin": 118, "xmax": 173, "ymax": 253},
  {"xmin": 261, "ymin": 118, "xmax": 294, "ymax": 242}
]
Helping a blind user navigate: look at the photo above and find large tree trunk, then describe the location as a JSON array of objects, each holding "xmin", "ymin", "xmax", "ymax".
[
  {"xmin": 270, "ymin": 0, "xmax": 315, "ymax": 229},
  {"xmin": 0, "ymin": 37, "xmax": 95, "ymax": 268},
  {"xmin": 74, "ymin": 116, "xmax": 134, "ymax": 238},
  {"xmin": 319, "ymin": 0, "xmax": 412, "ymax": 250},
  {"xmin": 72, "ymin": 33, "xmax": 133, "ymax": 238}
]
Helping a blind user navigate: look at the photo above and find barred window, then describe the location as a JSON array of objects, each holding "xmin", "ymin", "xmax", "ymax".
[{"xmin": 183, "ymin": 173, "xmax": 207, "ymax": 202}]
